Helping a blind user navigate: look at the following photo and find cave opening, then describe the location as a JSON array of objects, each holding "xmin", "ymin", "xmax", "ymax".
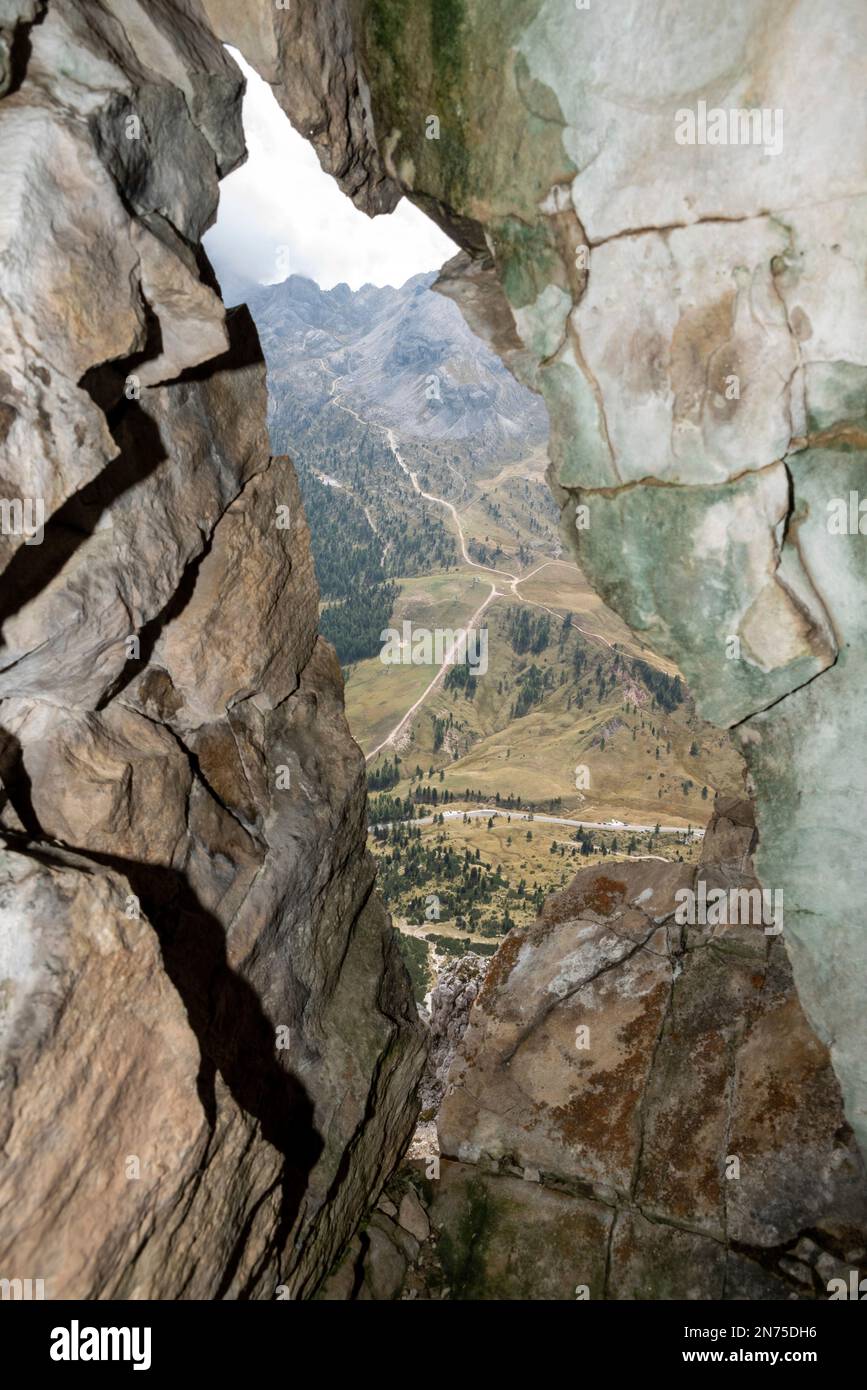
[
  {"xmin": 2, "ymin": 0, "xmax": 864, "ymax": 1311},
  {"xmin": 203, "ymin": 44, "xmax": 748, "ymax": 1057}
]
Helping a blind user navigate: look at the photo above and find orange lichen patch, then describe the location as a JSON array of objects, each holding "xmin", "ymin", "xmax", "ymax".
[
  {"xmin": 550, "ymin": 1055, "xmax": 642, "ymax": 1178},
  {"xmin": 480, "ymin": 929, "xmax": 525, "ymax": 999},
  {"xmin": 755, "ymin": 1069, "xmax": 803, "ymax": 1126},
  {"xmin": 583, "ymin": 876, "xmax": 628, "ymax": 916},
  {"xmin": 636, "ymin": 1028, "xmax": 728, "ymax": 1222},
  {"xmin": 724, "ymin": 994, "xmax": 838, "ymax": 1160},
  {"xmin": 541, "ymin": 874, "xmax": 627, "ymax": 928},
  {"xmin": 537, "ymin": 892, "xmax": 573, "ymax": 931},
  {"xmin": 550, "ymin": 977, "xmax": 671, "ymax": 1182},
  {"xmin": 617, "ymin": 989, "xmax": 668, "ymax": 1052}
]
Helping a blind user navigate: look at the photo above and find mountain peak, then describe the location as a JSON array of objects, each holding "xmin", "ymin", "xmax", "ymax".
[{"xmin": 252, "ymin": 269, "xmax": 548, "ymax": 456}]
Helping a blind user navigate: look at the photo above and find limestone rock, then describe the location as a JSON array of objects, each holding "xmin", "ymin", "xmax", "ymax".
[
  {"xmin": 149, "ymin": 457, "xmax": 319, "ymax": 730},
  {"xmin": 0, "ymin": 0, "xmax": 425, "ymax": 1300},
  {"xmin": 419, "ymin": 951, "xmax": 489, "ymax": 1113},
  {"xmin": 438, "ymin": 859, "xmax": 687, "ymax": 1194},
  {"xmin": 0, "ymin": 1, "xmax": 40, "ymax": 98},
  {"xmin": 0, "ymin": 846, "xmax": 211, "ymax": 1300},
  {"xmin": 200, "ymin": 0, "xmax": 400, "ymax": 215},
  {"xmin": 0, "ymin": 307, "xmax": 269, "ymax": 710},
  {"xmin": 430, "ymin": 1161, "xmax": 612, "ymax": 1301},
  {"xmin": 316, "ymin": 1188, "xmax": 428, "ymax": 1301},
  {"xmin": 358, "ymin": 1220, "xmax": 408, "ymax": 1302},
  {"xmin": 434, "ymin": 803, "xmax": 867, "ymax": 1297},
  {"xmin": 357, "ymin": 0, "xmax": 867, "ymax": 1162},
  {"xmin": 397, "ymin": 1189, "xmax": 430, "ymax": 1244}
]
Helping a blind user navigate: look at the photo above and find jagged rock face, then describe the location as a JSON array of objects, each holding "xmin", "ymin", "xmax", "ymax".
[
  {"xmin": 330, "ymin": 0, "xmax": 867, "ymax": 1159},
  {"xmin": 314, "ymin": 802, "xmax": 867, "ymax": 1300},
  {"xmin": 0, "ymin": 0, "xmax": 424, "ymax": 1297},
  {"xmin": 419, "ymin": 951, "xmax": 488, "ymax": 1114},
  {"xmin": 432, "ymin": 803, "xmax": 867, "ymax": 1299},
  {"xmin": 199, "ymin": 0, "xmax": 399, "ymax": 215}
]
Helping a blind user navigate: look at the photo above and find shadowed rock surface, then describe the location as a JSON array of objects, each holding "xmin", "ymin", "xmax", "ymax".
[{"xmin": 0, "ymin": 0, "xmax": 424, "ymax": 1299}]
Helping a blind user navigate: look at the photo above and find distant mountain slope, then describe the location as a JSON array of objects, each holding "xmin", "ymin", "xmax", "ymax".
[{"xmin": 246, "ymin": 273, "xmax": 548, "ymax": 456}]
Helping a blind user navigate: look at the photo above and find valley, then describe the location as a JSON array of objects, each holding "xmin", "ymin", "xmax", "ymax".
[{"xmin": 250, "ymin": 271, "xmax": 745, "ymax": 981}]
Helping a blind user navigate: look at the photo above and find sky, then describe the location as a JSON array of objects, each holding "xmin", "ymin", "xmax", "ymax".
[{"xmin": 203, "ymin": 50, "xmax": 457, "ymax": 297}]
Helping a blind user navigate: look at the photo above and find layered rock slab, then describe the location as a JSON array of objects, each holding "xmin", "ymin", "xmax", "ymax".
[
  {"xmin": 0, "ymin": 436, "xmax": 425, "ymax": 1298},
  {"xmin": 433, "ymin": 803, "xmax": 867, "ymax": 1298}
]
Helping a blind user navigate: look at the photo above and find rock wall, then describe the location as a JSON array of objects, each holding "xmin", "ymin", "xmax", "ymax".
[
  {"xmin": 330, "ymin": 0, "xmax": 867, "ymax": 1159},
  {"xmin": 433, "ymin": 801, "xmax": 867, "ymax": 1298},
  {"xmin": 0, "ymin": 0, "xmax": 424, "ymax": 1298},
  {"xmin": 200, "ymin": 0, "xmax": 867, "ymax": 1161},
  {"xmin": 419, "ymin": 951, "xmax": 489, "ymax": 1116},
  {"xmin": 318, "ymin": 804, "xmax": 867, "ymax": 1299}
]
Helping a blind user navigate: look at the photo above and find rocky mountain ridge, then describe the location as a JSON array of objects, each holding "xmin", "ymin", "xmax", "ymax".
[{"xmin": 241, "ymin": 271, "xmax": 548, "ymax": 457}]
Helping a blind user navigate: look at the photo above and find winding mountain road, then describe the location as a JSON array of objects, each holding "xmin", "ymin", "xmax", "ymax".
[
  {"xmin": 364, "ymin": 581, "xmax": 501, "ymax": 761},
  {"xmin": 320, "ymin": 367, "xmax": 615, "ymax": 758},
  {"xmin": 384, "ymin": 429, "xmax": 613, "ymax": 641}
]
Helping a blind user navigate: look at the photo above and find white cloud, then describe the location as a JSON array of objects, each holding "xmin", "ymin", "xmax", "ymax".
[{"xmin": 203, "ymin": 49, "xmax": 456, "ymax": 295}]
